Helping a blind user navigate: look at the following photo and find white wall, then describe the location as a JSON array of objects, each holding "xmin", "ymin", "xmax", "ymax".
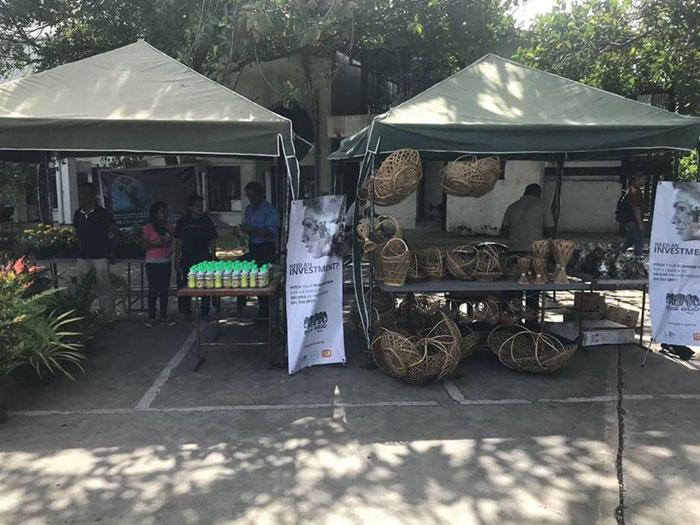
[
  {"xmin": 446, "ymin": 161, "xmax": 543, "ymax": 235},
  {"xmin": 376, "ymin": 192, "xmax": 417, "ymax": 230},
  {"xmin": 544, "ymin": 178, "xmax": 621, "ymax": 233}
]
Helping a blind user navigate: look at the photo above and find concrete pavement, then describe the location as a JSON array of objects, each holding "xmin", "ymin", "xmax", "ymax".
[{"xmin": 1, "ymin": 312, "xmax": 699, "ymax": 524}]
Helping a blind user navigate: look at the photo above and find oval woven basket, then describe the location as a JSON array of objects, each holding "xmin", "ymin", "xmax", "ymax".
[
  {"xmin": 441, "ymin": 155, "xmax": 500, "ymax": 198},
  {"xmin": 494, "ymin": 328, "xmax": 576, "ymax": 373},
  {"xmin": 373, "ymin": 149, "xmax": 423, "ymax": 206},
  {"xmin": 446, "ymin": 243, "xmax": 502, "ymax": 281},
  {"xmin": 380, "ymin": 238, "xmax": 410, "ymax": 286},
  {"xmin": 396, "ymin": 293, "xmax": 439, "ymax": 332},
  {"xmin": 406, "ymin": 251, "xmax": 425, "ymax": 282}
]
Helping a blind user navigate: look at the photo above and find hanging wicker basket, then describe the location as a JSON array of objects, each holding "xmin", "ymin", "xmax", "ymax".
[
  {"xmin": 379, "ymin": 238, "xmax": 410, "ymax": 286},
  {"xmin": 373, "ymin": 149, "xmax": 423, "ymax": 206},
  {"xmin": 495, "ymin": 328, "xmax": 576, "ymax": 373},
  {"xmin": 441, "ymin": 155, "xmax": 501, "ymax": 198}
]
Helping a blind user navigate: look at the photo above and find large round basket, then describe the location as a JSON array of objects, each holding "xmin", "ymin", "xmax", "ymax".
[
  {"xmin": 495, "ymin": 328, "xmax": 576, "ymax": 373},
  {"xmin": 487, "ymin": 325, "xmax": 522, "ymax": 353},
  {"xmin": 416, "ymin": 247, "xmax": 445, "ymax": 281},
  {"xmin": 445, "ymin": 243, "xmax": 502, "ymax": 281},
  {"xmin": 373, "ymin": 149, "xmax": 423, "ymax": 206},
  {"xmin": 372, "ymin": 313, "xmax": 461, "ymax": 384},
  {"xmin": 380, "ymin": 238, "xmax": 410, "ymax": 287},
  {"xmin": 440, "ymin": 155, "xmax": 500, "ymax": 198}
]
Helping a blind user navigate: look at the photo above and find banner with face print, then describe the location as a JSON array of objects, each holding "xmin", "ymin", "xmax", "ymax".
[
  {"xmin": 286, "ymin": 195, "xmax": 346, "ymax": 374},
  {"xmin": 650, "ymin": 181, "xmax": 700, "ymax": 345}
]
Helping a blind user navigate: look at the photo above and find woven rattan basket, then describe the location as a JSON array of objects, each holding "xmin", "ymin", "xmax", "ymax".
[
  {"xmin": 373, "ymin": 215, "xmax": 402, "ymax": 280},
  {"xmin": 406, "ymin": 251, "xmax": 425, "ymax": 282},
  {"xmin": 380, "ymin": 238, "xmax": 410, "ymax": 286},
  {"xmin": 459, "ymin": 325, "xmax": 480, "ymax": 360},
  {"xmin": 396, "ymin": 293, "xmax": 440, "ymax": 332},
  {"xmin": 440, "ymin": 155, "xmax": 500, "ymax": 198},
  {"xmin": 373, "ymin": 149, "xmax": 423, "ymax": 206},
  {"xmin": 416, "ymin": 247, "xmax": 446, "ymax": 281},
  {"xmin": 446, "ymin": 243, "xmax": 502, "ymax": 281},
  {"xmin": 494, "ymin": 328, "xmax": 576, "ymax": 373},
  {"xmin": 371, "ymin": 312, "xmax": 461, "ymax": 384}
]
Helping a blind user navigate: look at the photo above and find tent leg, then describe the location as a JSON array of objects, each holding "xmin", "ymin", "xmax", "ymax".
[{"xmin": 552, "ymin": 156, "xmax": 565, "ymax": 234}]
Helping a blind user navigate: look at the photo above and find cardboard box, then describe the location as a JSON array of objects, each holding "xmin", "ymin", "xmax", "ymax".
[
  {"xmin": 564, "ymin": 311, "xmax": 605, "ymax": 322},
  {"xmin": 574, "ymin": 292, "xmax": 607, "ymax": 312},
  {"xmin": 549, "ymin": 320, "xmax": 636, "ymax": 347},
  {"xmin": 607, "ymin": 305, "xmax": 640, "ymax": 328}
]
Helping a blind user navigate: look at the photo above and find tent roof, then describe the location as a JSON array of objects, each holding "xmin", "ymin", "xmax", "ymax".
[
  {"xmin": 0, "ymin": 40, "xmax": 298, "ymax": 160},
  {"xmin": 330, "ymin": 54, "xmax": 700, "ymax": 160}
]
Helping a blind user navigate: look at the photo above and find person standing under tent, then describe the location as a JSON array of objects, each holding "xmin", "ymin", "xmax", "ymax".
[
  {"xmin": 141, "ymin": 201, "xmax": 176, "ymax": 328},
  {"xmin": 238, "ymin": 181, "xmax": 279, "ymax": 319},
  {"xmin": 501, "ymin": 183, "xmax": 555, "ymax": 328},
  {"xmin": 174, "ymin": 195, "xmax": 218, "ymax": 321},
  {"xmin": 613, "ymin": 172, "xmax": 646, "ymax": 258},
  {"xmin": 501, "ymin": 183, "xmax": 555, "ymax": 253},
  {"xmin": 73, "ymin": 182, "xmax": 117, "ymax": 318}
]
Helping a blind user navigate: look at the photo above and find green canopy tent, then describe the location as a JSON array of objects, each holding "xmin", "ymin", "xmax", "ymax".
[
  {"xmin": 330, "ymin": 54, "xmax": 700, "ymax": 161},
  {"xmin": 0, "ymin": 40, "xmax": 302, "ymax": 197},
  {"xmin": 330, "ymin": 54, "xmax": 700, "ymax": 346}
]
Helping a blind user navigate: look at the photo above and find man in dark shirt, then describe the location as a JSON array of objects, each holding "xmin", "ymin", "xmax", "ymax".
[
  {"xmin": 174, "ymin": 195, "xmax": 218, "ymax": 320},
  {"xmin": 73, "ymin": 182, "xmax": 117, "ymax": 316},
  {"xmin": 614, "ymin": 172, "xmax": 646, "ymax": 258}
]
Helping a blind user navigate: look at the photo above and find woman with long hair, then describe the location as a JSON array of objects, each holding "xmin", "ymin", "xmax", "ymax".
[{"xmin": 142, "ymin": 201, "xmax": 176, "ymax": 327}]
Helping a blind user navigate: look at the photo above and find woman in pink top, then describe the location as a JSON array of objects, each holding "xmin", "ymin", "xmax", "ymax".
[{"xmin": 141, "ymin": 201, "xmax": 176, "ymax": 327}]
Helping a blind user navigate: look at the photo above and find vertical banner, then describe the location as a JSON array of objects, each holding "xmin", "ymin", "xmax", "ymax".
[
  {"xmin": 99, "ymin": 166, "xmax": 196, "ymax": 227},
  {"xmin": 650, "ymin": 181, "xmax": 700, "ymax": 345},
  {"xmin": 286, "ymin": 195, "xmax": 346, "ymax": 374}
]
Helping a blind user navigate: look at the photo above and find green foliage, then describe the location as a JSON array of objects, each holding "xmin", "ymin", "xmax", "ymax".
[
  {"xmin": 0, "ymin": 258, "xmax": 86, "ymax": 380},
  {"xmin": 516, "ymin": 0, "xmax": 700, "ymax": 115},
  {"xmin": 0, "ymin": 161, "xmax": 33, "ymax": 204},
  {"xmin": 678, "ymin": 153, "xmax": 699, "ymax": 182}
]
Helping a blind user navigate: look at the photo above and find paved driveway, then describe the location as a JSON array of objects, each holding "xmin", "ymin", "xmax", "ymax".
[{"xmin": 1, "ymin": 314, "xmax": 698, "ymax": 524}]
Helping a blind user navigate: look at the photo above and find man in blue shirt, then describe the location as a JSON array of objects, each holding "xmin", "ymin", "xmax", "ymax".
[{"xmin": 238, "ymin": 181, "xmax": 278, "ymax": 318}]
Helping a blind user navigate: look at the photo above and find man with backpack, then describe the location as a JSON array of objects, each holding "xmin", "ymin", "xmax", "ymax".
[{"xmin": 614, "ymin": 172, "xmax": 646, "ymax": 258}]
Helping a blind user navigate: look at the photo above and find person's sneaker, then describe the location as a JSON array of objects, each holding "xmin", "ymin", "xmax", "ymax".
[
  {"xmin": 144, "ymin": 319, "xmax": 155, "ymax": 328},
  {"xmin": 159, "ymin": 318, "xmax": 177, "ymax": 326}
]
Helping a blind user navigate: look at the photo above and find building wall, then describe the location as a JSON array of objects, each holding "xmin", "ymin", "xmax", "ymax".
[
  {"xmin": 230, "ymin": 57, "xmax": 334, "ymax": 196},
  {"xmin": 446, "ymin": 161, "xmax": 543, "ymax": 235},
  {"xmin": 544, "ymin": 178, "xmax": 621, "ymax": 233}
]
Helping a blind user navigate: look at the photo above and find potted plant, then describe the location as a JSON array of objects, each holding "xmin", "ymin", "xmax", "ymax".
[{"xmin": 0, "ymin": 258, "xmax": 86, "ymax": 422}]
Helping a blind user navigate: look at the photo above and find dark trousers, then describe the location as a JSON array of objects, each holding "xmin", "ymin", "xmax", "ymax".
[
  {"xmin": 614, "ymin": 221, "xmax": 644, "ymax": 257},
  {"xmin": 237, "ymin": 242, "xmax": 277, "ymax": 317},
  {"xmin": 146, "ymin": 262, "xmax": 172, "ymax": 320},
  {"xmin": 177, "ymin": 258, "xmax": 211, "ymax": 316}
]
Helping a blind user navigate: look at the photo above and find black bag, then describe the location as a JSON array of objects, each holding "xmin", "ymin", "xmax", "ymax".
[{"xmin": 615, "ymin": 191, "xmax": 629, "ymax": 223}]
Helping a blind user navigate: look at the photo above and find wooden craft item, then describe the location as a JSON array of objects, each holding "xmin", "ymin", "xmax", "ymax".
[
  {"xmin": 552, "ymin": 239, "xmax": 576, "ymax": 284},
  {"xmin": 517, "ymin": 256, "xmax": 532, "ymax": 284},
  {"xmin": 532, "ymin": 258, "xmax": 547, "ymax": 285},
  {"xmin": 531, "ymin": 239, "xmax": 550, "ymax": 260}
]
